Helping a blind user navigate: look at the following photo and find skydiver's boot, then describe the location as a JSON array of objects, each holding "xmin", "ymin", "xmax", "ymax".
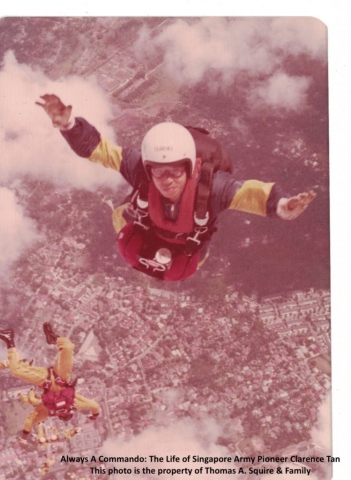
[
  {"xmin": 43, "ymin": 323, "xmax": 59, "ymax": 345},
  {"xmin": 0, "ymin": 329, "xmax": 15, "ymax": 349}
]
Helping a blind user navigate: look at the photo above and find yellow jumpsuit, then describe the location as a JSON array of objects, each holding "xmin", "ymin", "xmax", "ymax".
[{"xmin": 5, "ymin": 337, "xmax": 100, "ymax": 432}]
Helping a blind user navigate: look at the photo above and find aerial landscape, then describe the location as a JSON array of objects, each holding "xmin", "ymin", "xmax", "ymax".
[{"xmin": 0, "ymin": 17, "xmax": 330, "ymax": 480}]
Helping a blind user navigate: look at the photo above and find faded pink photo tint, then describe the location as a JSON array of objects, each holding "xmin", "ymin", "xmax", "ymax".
[{"xmin": 0, "ymin": 17, "xmax": 330, "ymax": 480}]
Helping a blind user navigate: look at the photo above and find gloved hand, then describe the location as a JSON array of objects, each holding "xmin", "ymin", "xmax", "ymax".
[
  {"xmin": 36, "ymin": 94, "xmax": 72, "ymax": 129},
  {"xmin": 277, "ymin": 190, "xmax": 316, "ymax": 220}
]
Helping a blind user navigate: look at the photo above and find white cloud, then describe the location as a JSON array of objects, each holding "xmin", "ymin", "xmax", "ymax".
[
  {"xmin": 143, "ymin": 17, "xmax": 327, "ymax": 89},
  {"xmin": 0, "ymin": 51, "xmax": 125, "ymax": 273},
  {"xmin": 100, "ymin": 417, "xmax": 239, "ymax": 480},
  {"xmin": 152, "ymin": 18, "xmax": 277, "ymax": 85},
  {"xmin": 248, "ymin": 72, "xmax": 311, "ymax": 111},
  {"xmin": 0, "ymin": 187, "xmax": 39, "ymax": 272},
  {"xmin": 133, "ymin": 17, "xmax": 326, "ymax": 113},
  {"xmin": 311, "ymin": 392, "xmax": 332, "ymax": 453},
  {"xmin": 0, "ymin": 51, "xmax": 122, "ymax": 190}
]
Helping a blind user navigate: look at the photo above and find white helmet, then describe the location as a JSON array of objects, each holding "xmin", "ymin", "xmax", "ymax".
[{"xmin": 141, "ymin": 122, "xmax": 196, "ymax": 177}]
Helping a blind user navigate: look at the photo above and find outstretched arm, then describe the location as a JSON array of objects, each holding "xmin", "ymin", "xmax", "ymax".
[
  {"xmin": 36, "ymin": 94, "xmax": 123, "ymax": 172},
  {"xmin": 74, "ymin": 392, "xmax": 100, "ymax": 419},
  {"xmin": 223, "ymin": 177, "xmax": 315, "ymax": 220}
]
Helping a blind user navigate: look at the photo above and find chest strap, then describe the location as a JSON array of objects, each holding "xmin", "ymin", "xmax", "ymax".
[{"xmin": 42, "ymin": 367, "xmax": 72, "ymax": 391}]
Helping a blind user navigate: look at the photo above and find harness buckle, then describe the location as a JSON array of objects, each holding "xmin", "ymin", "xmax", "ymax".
[
  {"xmin": 125, "ymin": 205, "xmax": 150, "ymax": 230},
  {"xmin": 42, "ymin": 379, "xmax": 51, "ymax": 391},
  {"xmin": 194, "ymin": 211, "xmax": 209, "ymax": 227},
  {"xmin": 127, "ymin": 194, "xmax": 151, "ymax": 230},
  {"xmin": 186, "ymin": 226, "xmax": 209, "ymax": 245}
]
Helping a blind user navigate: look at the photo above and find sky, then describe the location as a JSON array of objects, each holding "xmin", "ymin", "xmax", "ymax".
[
  {"xmin": 0, "ymin": 51, "xmax": 121, "ymax": 275},
  {"xmin": 0, "ymin": 50, "xmax": 118, "ymax": 189},
  {"xmin": 0, "ymin": 16, "xmax": 328, "ymax": 276}
]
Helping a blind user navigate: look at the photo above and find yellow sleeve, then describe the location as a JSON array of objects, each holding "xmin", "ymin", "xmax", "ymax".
[
  {"xmin": 19, "ymin": 390, "xmax": 41, "ymax": 406},
  {"xmin": 88, "ymin": 138, "xmax": 123, "ymax": 171},
  {"xmin": 112, "ymin": 203, "xmax": 129, "ymax": 234},
  {"xmin": 37, "ymin": 422, "xmax": 45, "ymax": 438},
  {"xmin": 18, "ymin": 393, "xmax": 30, "ymax": 404},
  {"xmin": 74, "ymin": 392, "xmax": 100, "ymax": 415},
  {"xmin": 23, "ymin": 405, "xmax": 49, "ymax": 432},
  {"xmin": 28, "ymin": 389, "xmax": 42, "ymax": 406},
  {"xmin": 229, "ymin": 180, "xmax": 275, "ymax": 217}
]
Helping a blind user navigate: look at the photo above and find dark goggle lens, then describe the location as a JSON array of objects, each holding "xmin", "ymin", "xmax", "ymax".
[{"xmin": 151, "ymin": 166, "xmax": 185, "ymax": 178}]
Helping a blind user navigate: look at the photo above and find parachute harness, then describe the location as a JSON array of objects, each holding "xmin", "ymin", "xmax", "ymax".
[
  {"xmin": 118, "ymin": 126, "xmax": 231, "ymax": 277},
  {"xmin": 41, "ymin": 368, "xmax": 76, "ymax": 417},
  {"xmin": 128, "ymin": 193, "xmax": 212, "ymax": 270},
  {"xmin": 127, "ymin": 193, "xmax": 150, "ymax": 231},
  {"xmin": 123, "ymin": 156, "xmax": 218, "ymax": 274}
]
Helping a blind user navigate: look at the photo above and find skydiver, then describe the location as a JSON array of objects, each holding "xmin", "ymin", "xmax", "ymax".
[
  {"xmin": 0, "ymin": 323, "xmax": 100, "ymax": 446},
  {"xmin": 36, "ymin": 94, "xmax": 316, "ymax": 282}
]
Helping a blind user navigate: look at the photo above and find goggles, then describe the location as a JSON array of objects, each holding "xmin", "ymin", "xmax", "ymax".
[{"xmin": 150, "ymin": 165, "xmax": 186, "ymax": 179}]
